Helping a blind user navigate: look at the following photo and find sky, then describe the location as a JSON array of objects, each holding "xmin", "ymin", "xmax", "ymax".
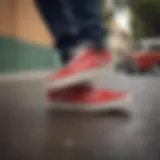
[
  {"xmin": 105, "ymin": 0, "xmax": 131, "ymax": 33},
  {"xmin": 115, "ymin": 7, "xmax": 131, "ymax": 33}
]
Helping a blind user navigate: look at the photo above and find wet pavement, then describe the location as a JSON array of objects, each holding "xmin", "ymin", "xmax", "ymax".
[{"xmin": 1, "ymin": 73, "xmax": 160, "ymax": 160}]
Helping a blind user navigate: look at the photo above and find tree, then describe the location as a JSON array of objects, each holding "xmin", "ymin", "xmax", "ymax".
[{"xmin": 127, "ymin": 0, "xmax": 160, "ymax": 40}]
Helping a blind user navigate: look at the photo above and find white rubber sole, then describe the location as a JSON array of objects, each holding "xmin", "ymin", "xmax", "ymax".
[
  {"xmin": 46, "ymin": 63, "xmax": 113, "ymax": 91},
  {"xmin": 49, "ymin": 93, "xmax": 132, "ymax": 112}
]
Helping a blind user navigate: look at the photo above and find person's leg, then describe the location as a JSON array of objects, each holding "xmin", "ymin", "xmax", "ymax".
[
  {"xmin": 38, "ymin": 0, "xmax": 131, "ymax": 110},
  {"xmin": 46, "ymin": 0, "xmax": 113, "ymax": 89},
  {"xmin": 35, "ymin": 0, "xmax": 79, "ymax": 64},
  {"xmin": 69, "ymin": 0, "xmax": 106, "ymax": 49}
]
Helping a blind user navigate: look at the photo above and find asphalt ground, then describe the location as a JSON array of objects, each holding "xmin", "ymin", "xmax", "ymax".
[{"xmin": 1, "ymin": 72, "xmax": 160, "ymax": 160}]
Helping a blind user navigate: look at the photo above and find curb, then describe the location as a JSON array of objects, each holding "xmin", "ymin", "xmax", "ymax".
[{"xmin": 0, "ymin": 70, "xmax": 53, "ymax": 82}]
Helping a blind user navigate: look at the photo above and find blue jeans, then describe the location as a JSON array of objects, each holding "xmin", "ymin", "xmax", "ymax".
[{"xmin": 35, "ymin": 0, "xmax": 106, "ymax": 63}]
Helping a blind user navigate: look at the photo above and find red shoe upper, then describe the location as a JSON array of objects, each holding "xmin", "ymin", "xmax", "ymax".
[
  {"xmin": 67, "ymin": 88, "xmax": 127, "ymax": 104},
  {"xmin": 49, "ymin": 48, "xmax": 112, "ymax": 81},
  {"xmin": 48, "ymin": 85, "xmax": 127, "ymax": 104}
]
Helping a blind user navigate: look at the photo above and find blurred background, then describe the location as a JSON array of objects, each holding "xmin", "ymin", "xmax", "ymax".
[
  {"xmin": 0, "ymin": 0, "xmax": 160, "ymax": 160},
  {"xmin": 0, "ymin": 0, "xmax": 159, "ymax": 74},
  {"xmin": 0, "ymin": 0, "xmax": 59, "ymax": 74},
  {"xmin": 1, "ymin": 0, "xmax": 159, "ymax": 74}
]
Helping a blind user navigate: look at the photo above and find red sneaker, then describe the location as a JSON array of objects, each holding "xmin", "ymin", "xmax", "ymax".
[
  {"xmin": 48, "ymin": 85, "xmax": 131, "ymax": 112},
  {"xmin": 47, "ymin": 48, "xmax": 113, "ymax": 90},
  {"xmin": 47, "ymin": 83, "xmax": 89, "ymax": 102}
]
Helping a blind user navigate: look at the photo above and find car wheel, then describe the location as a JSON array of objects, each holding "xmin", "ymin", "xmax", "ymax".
[{"xmin": 150, "ymin": 63, "xmax": 160, "ymax": 75}]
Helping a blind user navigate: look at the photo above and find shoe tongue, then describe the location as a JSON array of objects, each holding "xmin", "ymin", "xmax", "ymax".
[
  {"xmin": 67, "ymin": 41, "xmax": 96, "ymax": 64},
  {"xmin": 68, "ymin": 49, "xmax": 90, "ymax": 68},
  {"xmin": 71, "ymin": 44, "xmax": 89, "ymax": 59}
]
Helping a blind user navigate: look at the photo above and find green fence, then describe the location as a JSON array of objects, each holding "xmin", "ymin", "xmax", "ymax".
[{"xmin": 0, "ymin": 37, "xmax": 62, "ymax": 73}]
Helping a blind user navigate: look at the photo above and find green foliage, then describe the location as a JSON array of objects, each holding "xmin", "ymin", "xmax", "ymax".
[
  {"xmin": 131, "ymin": 14, "xmax": 145, "ymax": 40},
  {"xmin": 127, "ymin": 0, "xmax": 160, "ymax": 39}
]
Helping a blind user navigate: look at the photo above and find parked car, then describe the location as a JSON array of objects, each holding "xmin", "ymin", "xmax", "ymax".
[{"xmin": 117, "ymin": 38, "xmax": 160, "ymax": 74}]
